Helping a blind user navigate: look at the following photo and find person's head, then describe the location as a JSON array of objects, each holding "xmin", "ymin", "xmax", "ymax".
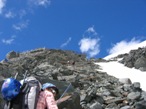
[
  {"xmin": 42, "ymin": 83, "xmax": 59, "ymax": 96},
  {"xmin": 42, "ymin": 83, "xmax": 59, "ymax": 95},
  {"xmin": 1, "ymin": 78, "xmax": 21, "ymax": 101}
]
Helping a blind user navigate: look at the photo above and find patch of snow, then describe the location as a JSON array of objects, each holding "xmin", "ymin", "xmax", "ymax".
[{"xmin": 96, "ymin": 61, "xmax": 146, "ymax": 91}]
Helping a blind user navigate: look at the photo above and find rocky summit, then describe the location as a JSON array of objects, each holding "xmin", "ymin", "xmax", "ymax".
[{"xmin": 0, "ymin": 48, "xmax": 146, "ymax": 109}]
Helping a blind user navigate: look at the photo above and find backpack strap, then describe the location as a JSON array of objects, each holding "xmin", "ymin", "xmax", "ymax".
[
  {"xmin": 27, "ymin": 80, "xmax": 41, "ymax": 109},
  {"xmin": 21, "ymin": 82, "xmax": 30, "ymax": 109},
  {"xmin": 21, "ymin": 79, "xmax": 41, "ymax": 109}
]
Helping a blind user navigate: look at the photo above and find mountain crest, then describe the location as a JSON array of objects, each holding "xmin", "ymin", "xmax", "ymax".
[{"xmin": 0, "ymin": 47, "xmax": 146, "ymax": 109}]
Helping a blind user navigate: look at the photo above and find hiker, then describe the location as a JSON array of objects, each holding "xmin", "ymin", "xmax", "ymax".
[
  {"xmin": 1, "ymin": 76, "xmax": 41, "ymax": 109},
  {"xmin": 36, "ymin": 83, "xmax": 59, "ymax": 109}
]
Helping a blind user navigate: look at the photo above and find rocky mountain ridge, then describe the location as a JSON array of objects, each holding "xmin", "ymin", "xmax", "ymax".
[{"xmin": 0, "ymin": 48, "xmax": 146, "ymax": 109}]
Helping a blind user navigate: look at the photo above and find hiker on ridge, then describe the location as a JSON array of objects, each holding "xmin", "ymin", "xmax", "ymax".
[{"xmin": 36, "ymin": 83, "xmax": 59, "ymax": 109}]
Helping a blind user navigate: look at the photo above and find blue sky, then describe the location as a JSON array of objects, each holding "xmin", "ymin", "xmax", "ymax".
[{"xmin": 0, "ymin": 0, "xmax": 146, "ymax": 60}]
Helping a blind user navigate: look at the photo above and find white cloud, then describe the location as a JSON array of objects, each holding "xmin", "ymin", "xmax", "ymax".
[
  {"xmin": 0, "ymin": 0, "xmax": 6, "ymax": 14},
  {"xmin": 108, "ymin": 38, "xmax": 141, "ymax": 55},
  {"xmin": 61, "ymin": 37, "xmax": 72, "ymax": 48},
  {"xmin": 2, "ymin": 35, "xmax": 16, "ymax": 45},
  {"xmin": 83, "ymin": 26, "xmax": 98, "ymax": 38},
  {"xmin": 13, "ymin": 20, "xmax": 29, "ymax": 31},
  {"xmin": 79, "ymin": 37, "xmax": 100, "ymax": 58},
  {"xmin": 79, "ymin": 26, "xmax": 100, "ymax": 58},
  {"xmin": 37, "ymin": 0, "xmax": 51, "ymax": 6},
  {"xmin": 1, "ymin": 0, "xmax": 50, "ymax": 19},
  {"xmin": 2, "ymin": 38, "xmax": 14, "ymax": 44},
  {"xmin": 86, "ymin": 26, "xmax": 97, "ymax": 35},
  {"xmin": 5, "ymin": 11, "xmax": 15, "ymax": 18},
  {"xmin": 29, "ymin": 0, "xmax": 51, "ymax": 7}
]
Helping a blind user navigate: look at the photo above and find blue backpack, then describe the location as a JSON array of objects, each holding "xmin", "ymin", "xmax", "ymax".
[{"xmin": 4, "ymin": 76, "xmax": 41, "ymax": 109}]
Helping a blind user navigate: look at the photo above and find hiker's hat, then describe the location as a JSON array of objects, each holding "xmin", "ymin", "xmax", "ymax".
[
  {"xmin": 42, "ymin": 83, "xmax": 59, "ymax": 94},
  {"xmin": 1, "ymin": 78, "xmax": 21, "ymax": 101}
]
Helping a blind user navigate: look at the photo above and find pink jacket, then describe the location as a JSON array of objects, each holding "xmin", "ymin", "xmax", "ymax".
[{"xmin": 36, "ymin": 90, "xmax": 58, "ymax": 109}]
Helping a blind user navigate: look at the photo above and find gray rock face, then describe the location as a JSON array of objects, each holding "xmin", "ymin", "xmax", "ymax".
[
  {"xmin": 0, "ymin": 48, "xmax": 146, "ymax": 109},
  {"xmin": 89, "ymin": 102, "xmax": 103, "ymax": 109},
  {"xmin": 119, "ymin": 78, "xmax": 132, "ymax": 84},
  {"xmin": 6, "ymin": 50, "xmax": 19, "ymax": 60},
  {"xmin": 119, "ymin": 47, "xmax": 146, "ymax": 71},
  {"xmin": 127, "ymin": 92, "xmax": 141, "ymax": 100},
  {"xmin": 134, "ymin": 56, "xmax": 146, "ymax": 69}
]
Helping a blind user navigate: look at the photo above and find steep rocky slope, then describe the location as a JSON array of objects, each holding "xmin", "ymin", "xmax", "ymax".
[{"xmin": 0, "ymin": 48, "xmax": 146, "ymax": 109}]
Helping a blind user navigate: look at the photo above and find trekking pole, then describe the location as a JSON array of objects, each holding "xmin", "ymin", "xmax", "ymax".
[
  {"xmin": 14, "ymin": 72, "xmax": 19, "ymax": 79},
  {"xmin": 23, "ymin": 70, "xmax": 28, "ymax": 83},
  {"xmin": 56, "ymin": 83, "xmax": 72, "ymax": 104},
  {"xmin": 59, "ymin": 83, "xmax": 72, "ymax": 99}
]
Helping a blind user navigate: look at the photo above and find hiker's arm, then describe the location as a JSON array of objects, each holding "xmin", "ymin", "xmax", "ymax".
[{"xmin": 46, "ymin": 91, "xmax": 58, "ymax": 109}]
